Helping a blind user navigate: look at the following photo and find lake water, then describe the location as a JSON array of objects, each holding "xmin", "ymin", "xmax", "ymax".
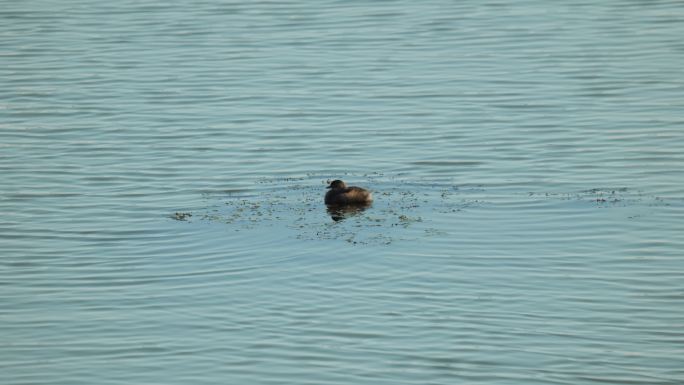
[{"xmin": 2, "ymin": 1, "xmax": 684, "ymax": 384}]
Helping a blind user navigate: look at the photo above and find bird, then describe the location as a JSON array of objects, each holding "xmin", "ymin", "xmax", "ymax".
[{"xmin": 324, "ymin": 180, "xmax": 373, "ymax": 206}]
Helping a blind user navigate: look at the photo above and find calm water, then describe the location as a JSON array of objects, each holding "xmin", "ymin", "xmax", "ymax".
[{"xmin": 2, "ymin": 1, "xmax": 684, "ymax": 384}]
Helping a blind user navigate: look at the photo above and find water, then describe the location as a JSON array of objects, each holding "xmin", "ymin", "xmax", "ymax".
[{"xmin": 2, "ymin": 1, "xmax": 684, "ymax": 384}]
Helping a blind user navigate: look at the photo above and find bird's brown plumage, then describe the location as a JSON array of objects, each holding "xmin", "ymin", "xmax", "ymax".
[{"xmin": 324, "ymin": 180, "xmax": 373, "ymax": 206}]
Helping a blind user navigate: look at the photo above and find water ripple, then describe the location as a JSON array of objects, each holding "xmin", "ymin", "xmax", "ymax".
[{"xmin": 2, "ymin": 1, "xmax": 684, "ymax": 384}]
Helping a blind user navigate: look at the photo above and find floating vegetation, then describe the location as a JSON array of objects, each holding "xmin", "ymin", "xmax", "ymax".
[
  {"xmin": 525, "ymin": 187, "xmax": 652, "ymax": 208},
  {"xmin": 171, "ymin": 173, "xmax": 677, "ymax": 245},
  {"xmin": 171, "ymin": 212, "xmax": 193, "ymax": 221}
]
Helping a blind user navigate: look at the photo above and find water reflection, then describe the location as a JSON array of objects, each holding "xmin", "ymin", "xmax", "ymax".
[{"xmin": 326, "ymin": 203, "xmax": 372, "ymax": 222}]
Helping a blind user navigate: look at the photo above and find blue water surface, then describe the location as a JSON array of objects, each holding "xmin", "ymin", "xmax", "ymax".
[{"xmin": 2, "ymin": 1, "xmax": 684, "ymax": 384}]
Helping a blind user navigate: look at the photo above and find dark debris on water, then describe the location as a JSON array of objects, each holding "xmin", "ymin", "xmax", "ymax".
[{"xmin": 171, "ymin": 175, "xmax": 674, "ymax": 244}]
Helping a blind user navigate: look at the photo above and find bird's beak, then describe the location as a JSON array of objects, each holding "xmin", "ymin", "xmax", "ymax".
[{"xmin": 326, "ymin": 185, "xmax": 332, "ymax": 189}]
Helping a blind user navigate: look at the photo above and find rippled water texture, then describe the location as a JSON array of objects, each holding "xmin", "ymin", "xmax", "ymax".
[{"xmin": 2, "ymin": 1, "xmax": 684, "ymax": 384}]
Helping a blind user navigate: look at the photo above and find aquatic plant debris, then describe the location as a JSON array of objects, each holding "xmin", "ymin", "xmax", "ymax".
[
  {"xmin": 171, "ymin": 212, "xmax": 193, "ymax": 221},
  {"xmin": 171, "ymin": 174, "xmax": 677, "ymax": 245}
]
